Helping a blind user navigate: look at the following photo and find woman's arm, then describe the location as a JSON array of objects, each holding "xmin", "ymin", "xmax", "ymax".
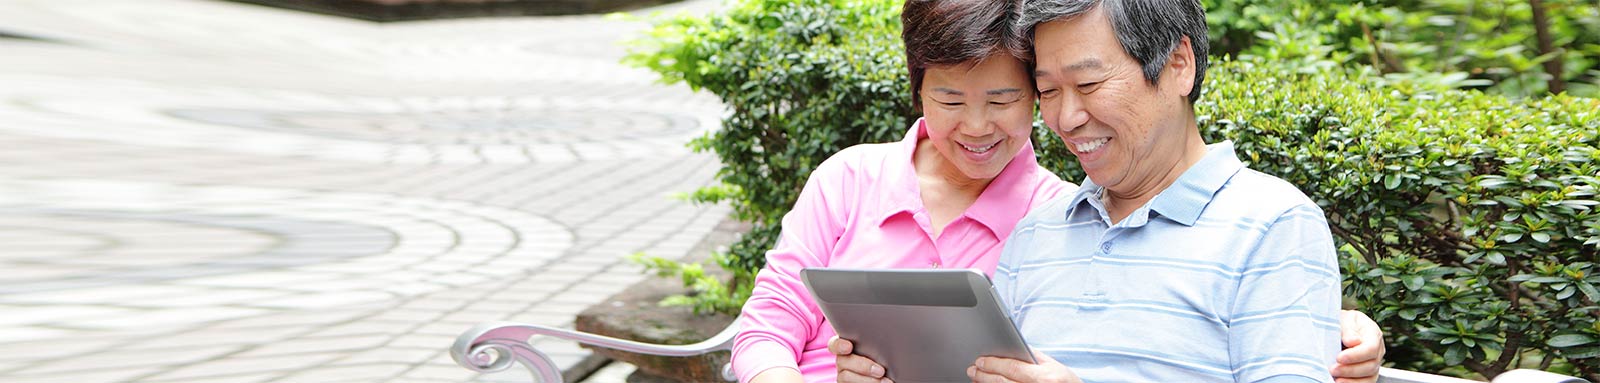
[{"xmin": 731, "ymin": 154, "xmax": 857, "ymax": 383}]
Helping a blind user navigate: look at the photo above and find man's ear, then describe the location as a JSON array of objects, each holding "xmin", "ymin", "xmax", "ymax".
[{"xmin": 1163, "ymin": 36, "xmax": 1197, "ymax": 99}]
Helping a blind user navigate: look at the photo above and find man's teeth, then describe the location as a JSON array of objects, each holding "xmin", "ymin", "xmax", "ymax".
[
  {"xmin": 962, "ymin": 142, "xmax": 998, "ymax": 154},
  {"xmin": 1076, "ymin": 138, "xmax": 1109, "ymax": 153}
]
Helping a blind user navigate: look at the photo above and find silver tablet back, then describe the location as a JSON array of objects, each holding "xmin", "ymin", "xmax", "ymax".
[{"xmin": 802, "ymin": 268, "xmax": 1034, "ymax": 383}]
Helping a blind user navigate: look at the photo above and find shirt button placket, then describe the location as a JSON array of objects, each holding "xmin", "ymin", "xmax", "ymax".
[{"xmin": 1083, "ymin": 232, "xmax": 1112, "ymax": 307}]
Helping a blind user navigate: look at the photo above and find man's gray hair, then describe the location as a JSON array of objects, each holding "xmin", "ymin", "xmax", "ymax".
[{"xmin": 1013, "ymin": 0, "xmax": 1210, "ymax": 104}]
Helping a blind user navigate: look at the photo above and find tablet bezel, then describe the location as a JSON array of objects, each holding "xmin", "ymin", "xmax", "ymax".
[{"xmin": 801, "ymin": 267, "xmax": 1035, "ymax": 382}]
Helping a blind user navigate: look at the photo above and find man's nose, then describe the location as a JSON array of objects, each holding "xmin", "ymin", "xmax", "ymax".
[{"xmin": 1050, "ymin": 92, "xmax": 1089, "ymax": 134}]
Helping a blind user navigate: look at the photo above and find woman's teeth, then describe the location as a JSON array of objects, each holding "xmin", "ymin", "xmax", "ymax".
[
  {"xmin": 1076, "ymin": 138, "xmax": 1109, "ymax": 153},
  {"xmin": 962, "ymin": 142, "xmax": 998, "ymax": 154}
]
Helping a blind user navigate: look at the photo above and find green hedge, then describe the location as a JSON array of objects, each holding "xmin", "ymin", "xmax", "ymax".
[
  {"xmin": 1200, "ymin": 59, "xmax": 1600, "ymax": 380},
  {"xmin": 625, "ymin": 0, "xmax": 1600, "ymax": 379},
  {"xmin": 623, "ymin": 0, "xmax": 917, "ymax": 314},
  {"xmin": 1201, "ymin": 0, "xmax": 1600, "ymax": 98}
]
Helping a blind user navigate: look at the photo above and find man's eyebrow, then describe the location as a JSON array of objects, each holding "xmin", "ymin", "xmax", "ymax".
[
  {"xmin": 1034, "ymin": 58, "xmax": 1105, "ymax": 77},
  {"xmin": 986, "ymin": 88, "xmax": 1023, "ymax": 95},
  {"xmin": 932, "ymin": 87, "xmax": 964, "ymax": 95}
]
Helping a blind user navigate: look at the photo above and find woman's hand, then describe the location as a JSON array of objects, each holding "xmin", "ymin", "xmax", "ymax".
[
  {"xmin": 968, "ymin": 350, "xmax": 1083, "ymax": 383},
  {"xmin": 1332, "ymin": 310, "xmax": 1386, "ymax": 383},
  {"xmin": 829, "ymin": 336, "xmax": 892, "ymax": 383}
]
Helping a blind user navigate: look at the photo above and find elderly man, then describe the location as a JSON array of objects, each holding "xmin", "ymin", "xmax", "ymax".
[
  {"xmin": 828, "ymin": 0, "xmax": 1383, "ymax": 382},
  {"xmin": 963, "ymin": 0, "xmax": 1344, "ymax": 382}
]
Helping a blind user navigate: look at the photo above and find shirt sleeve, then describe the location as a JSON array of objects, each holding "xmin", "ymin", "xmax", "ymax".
[
  {"xmin": 731, "ymin": 155, "xmax": 854, "ymax": 383},
  {"xmin": 1229, "ymin": 203, "xmax": 1342, "ymax": 383}
]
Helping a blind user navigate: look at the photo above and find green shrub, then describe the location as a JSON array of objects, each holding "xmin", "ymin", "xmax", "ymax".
[
  {"xmin": 1203, "ymin": 0, "xmax": 1600, "ymax": 98},
  {"xmin": 624, "ymin": 0, "xmax": 1083, "ymax": 314},
  {"xmin": 621, "ymin": 0, "xmax": 911, "ymax": 314},
  {"xmin": 625, "ymin": 0, "xmax": 1600, "ymax": 380},
  {"xmin": 1199, "ymin": 59, "xmax": 1600, "ymax": 380}
]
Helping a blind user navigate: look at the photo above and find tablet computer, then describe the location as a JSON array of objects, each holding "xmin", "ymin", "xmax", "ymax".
[{"xmin": 801, "ymin": 268, "xmax": 1034, "ymax": 382}]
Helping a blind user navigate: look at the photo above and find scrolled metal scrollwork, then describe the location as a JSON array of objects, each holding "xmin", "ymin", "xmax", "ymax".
[{"xmin": 451, "ymin": 321, "xmax": 739, "ymax": 382}]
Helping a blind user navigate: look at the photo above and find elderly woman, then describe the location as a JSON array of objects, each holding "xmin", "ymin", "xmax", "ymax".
[{"xmin": 737, "ymin": 1, "xmax": 1386, "ymax": 383}]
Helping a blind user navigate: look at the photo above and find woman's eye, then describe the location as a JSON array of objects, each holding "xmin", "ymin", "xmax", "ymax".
[
  {"xmin": 1038, "ymin": 89, "xmax": 1059, "ymax": 98},
  {"xmin": 938, "ymin": 101, "xmax": 963, "ymax": 106}
]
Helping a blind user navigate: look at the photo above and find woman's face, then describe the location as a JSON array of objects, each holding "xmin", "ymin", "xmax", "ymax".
[{"xmin": 919, "ymin": 53, "xmax": 1036, "ymax": 182}]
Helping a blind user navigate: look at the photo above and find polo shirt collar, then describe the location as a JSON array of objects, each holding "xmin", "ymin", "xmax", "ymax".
[
  {"xmin": 876, "ymin": 118, "xmax": 1044, "ymax": 238},
  {"xmin": 1064, "ymin": 141, "xmax": 1245, "ymax": 227}
]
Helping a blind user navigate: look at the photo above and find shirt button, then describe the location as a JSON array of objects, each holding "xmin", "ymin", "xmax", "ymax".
[
  {"xmin": 1100, "ymin": 242, "xmax": 1113, "ymax": 253},
  {"xmin": 930, "ymin": 261, "xmax": 941, "ymax": 268}
]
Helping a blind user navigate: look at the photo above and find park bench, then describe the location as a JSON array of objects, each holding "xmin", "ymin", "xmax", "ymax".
[{"xmin": 451, "ymin": 321, "xmax": 1589, "ymax": 383}]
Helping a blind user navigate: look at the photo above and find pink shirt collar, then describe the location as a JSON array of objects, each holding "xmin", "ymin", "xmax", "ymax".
[{"xmin": 876, "ymin": 118, "xmax": 1045, "ymax": 239}]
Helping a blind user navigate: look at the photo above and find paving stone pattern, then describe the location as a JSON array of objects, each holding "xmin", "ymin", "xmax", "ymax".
[{"xmin": 0, "ymin": 0, "xmax": 726, "ymax": 381}]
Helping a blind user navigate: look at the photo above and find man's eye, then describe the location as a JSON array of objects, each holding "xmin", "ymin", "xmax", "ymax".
[
  {"xmin": 1038, "ymin": 89, "xmax": 1060, "ymax": 98},
  {"xmin": 989, "ymin": 99, "xmax": 1018, "ymax": 105},
  {"xmin": 937, "ymin": 101, "xmax": 963, "ymax": 106},
  {"xmin": 1077, "ymin": 82, "xmax": 1103, "ymax": 92}
]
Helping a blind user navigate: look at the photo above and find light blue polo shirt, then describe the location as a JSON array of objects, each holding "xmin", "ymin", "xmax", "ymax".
[{"xmin": 995, "ymin": 141, "xmax": 1340, "ymax": 383}]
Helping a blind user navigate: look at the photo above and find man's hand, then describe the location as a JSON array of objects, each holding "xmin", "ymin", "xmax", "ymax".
[
  {"xmin": 1332, "ymin": 310, "xmax": 1386, "ymax": 383},
  {"xmin": 828, "ymin": 336, "xmax": 891, "ymax": 383},
  {"xmin": 967, "ymin": 351, "xmax": 1083, "ymax": 383}
]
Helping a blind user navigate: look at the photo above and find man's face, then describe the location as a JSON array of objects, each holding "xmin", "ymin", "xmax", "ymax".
[
  {"xmin": 1031, "ymin": 7, "xmax": 1197, "ymax": 193},
  {"xmin": 920, "ymin": 53, "xmax": 1037, "ymax": 182}
]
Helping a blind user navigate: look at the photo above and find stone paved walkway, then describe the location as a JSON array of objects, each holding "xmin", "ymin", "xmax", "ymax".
[{"xmin": 0, "ymin": 0, "xmax": 726, "ymax": 382}]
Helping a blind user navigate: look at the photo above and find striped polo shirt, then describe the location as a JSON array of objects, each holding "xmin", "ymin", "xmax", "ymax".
[{"xmin": 995, "ymin": 141, "xmax": 1341, "ymax": 383}]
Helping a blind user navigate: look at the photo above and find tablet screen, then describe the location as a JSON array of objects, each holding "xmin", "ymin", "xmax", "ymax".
[{"xmin": 802, "ymin": 268, "xmax": 1034, "ymax": 382}]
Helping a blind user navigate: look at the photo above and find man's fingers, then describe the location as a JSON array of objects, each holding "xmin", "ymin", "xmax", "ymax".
[
  {"xmin": 828, "ymin": 336, "xmax": 854, "ymax": 355},
  {"xmin": 1032, "ymin": 350, "xmax": 1058, "ymax": 365},
  {"xmin": 1330, "ymin": 359, "xmax": 1381, "ymax": 381},
  {"xmin": 974, "ymin": 356, "xmax": 1029, "ymax": 381},
  {"xmin": 1333, "ymin": 376, "xmax": 1379, "ymax": 383},
  {"xmin": 1336, "ymin": 334, "xmax": 1382, "ymax": 364},
  {"xmin": 1340, "ymin": 311, "xmax": 1362, "ymax": 345}
]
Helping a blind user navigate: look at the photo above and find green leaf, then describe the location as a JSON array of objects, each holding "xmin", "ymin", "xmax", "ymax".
[
  {"xmin": 1403, "ymin": 275, "xmax": 1426, "ymax": 291},
  {"xmin": 1531, "ymin": 232, "xmax": 1551, "ymax": 243},
  {"xmin": 1549, "ymin": 334, "xmax": 1599, "ymax": 348},
  {"xmin": 1443, "ymin": 344, "xmax": 1467, "ymax": 365},
  {"xmin": 1580, "ymin": 282, "xmax": 1600, "ymax": 302},
  {"xmin": 1478, "ymin": 177, "xmax": 1513, "ymax": 189},
  {"xmin": 1558, "ymin": 288, "xmax": 1577, "ymax": 300},
  {"xmin": 1523, "ymin": 276, "xmax": 1568, "ymax": 284},
  {"xmin": 1384, "ymin": 173, "xmax": 1401, "ymax": 190},
  {"xmin": 1563, "ymin": 346, "xmax": 1600, "ymax": 359}
]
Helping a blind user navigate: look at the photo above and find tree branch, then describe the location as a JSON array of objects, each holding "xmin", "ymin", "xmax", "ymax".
[{"xmin": 1529, "ymin": 0, "xmax": 1566, "ymax": 94}]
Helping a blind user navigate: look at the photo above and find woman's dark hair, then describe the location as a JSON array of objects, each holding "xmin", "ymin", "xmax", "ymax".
[{"xmin": 902, "ymin": 0, "xmax": 1026, "ymax": 111}]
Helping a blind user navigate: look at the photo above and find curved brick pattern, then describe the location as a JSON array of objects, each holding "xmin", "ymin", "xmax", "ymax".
[
  {"xmin": 0, "ymin": 75, "xmax": 718, "ymax": 165},
  {"xmin": 0, "ymin": 0, "xmax": 723, "ymax": 165},
  {"xmin": 0, "ymin": 0, "xmax": 730, "ymax": 382}
]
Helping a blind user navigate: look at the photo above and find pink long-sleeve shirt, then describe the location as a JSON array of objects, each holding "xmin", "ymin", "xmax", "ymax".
[{"xmin": 731, "ymin": 118, "xmax": 1074, "ymax": 383}]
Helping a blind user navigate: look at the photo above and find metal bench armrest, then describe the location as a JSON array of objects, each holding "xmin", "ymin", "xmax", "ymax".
[
  {"xmin": 1492, "ymin": 369, "xmax": 1589, "ymax": 383},
  {"xmin": 451, "ymin": 326, "xmax": 1587, "ymax": 383},
  {"xmin": 1380, "ymin": 367, "xmax": 1588, "ymax": 383},
  {"xmin": 451, "ymin": 321, "xmax": 739, "ymax": 383}
]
